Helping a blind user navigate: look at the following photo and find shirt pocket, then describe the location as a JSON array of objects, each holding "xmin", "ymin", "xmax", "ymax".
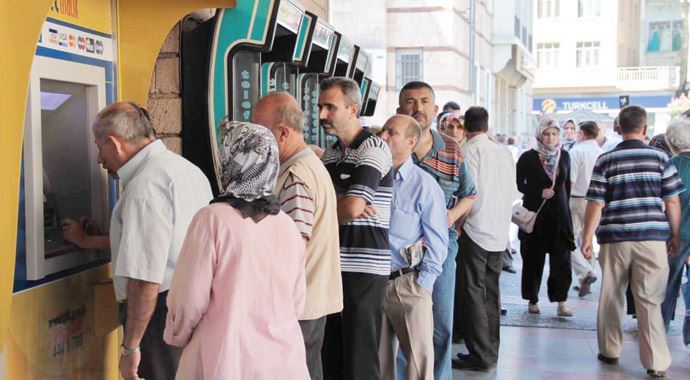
[{"xmin": 390, "ymin": 206, "xmax": 421, "ymax": 241}]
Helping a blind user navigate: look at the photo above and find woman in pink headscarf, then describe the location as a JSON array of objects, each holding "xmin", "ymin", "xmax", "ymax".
[{"xmin": 516, "ymin": 117, "xmax": 575, "ymax": 317}]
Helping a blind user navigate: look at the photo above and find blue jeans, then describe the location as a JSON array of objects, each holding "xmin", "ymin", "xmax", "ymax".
[
  {"xmin": 661, "ymin": 239, "xmax": 690, "ymax": 329},
  {"xmin": 397, "ymin": 229, "xmax": 458, "ymax": 380}
]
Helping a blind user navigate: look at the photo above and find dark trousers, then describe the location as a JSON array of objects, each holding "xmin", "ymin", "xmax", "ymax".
[
  {"xmin": 520, "ymin": 238, "xmax": 572, "ymax": 303},
  {"xmin": 118, "ymin": 290, "xmax": 182, "ymax": 380},
  {"xmin": 457, "ymin": 232, "xmax": 502, "ymax": 367},
  {"xmin": 323, "ymin": 272, "xmax": 388, "ymax": 380},
  {"xmin": 300, "ymin": 317, "xmax": 327, "ymax": 380}
]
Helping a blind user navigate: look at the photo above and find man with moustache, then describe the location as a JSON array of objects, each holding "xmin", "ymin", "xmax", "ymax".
[
  {"xmin": 89, "ymin": 102, "xmax": 212, "ymax": 380},
  {"xmin": 377, "ymin": 115, "xmax": 448, "ymax": 379},
  {"xmin": 319, "ymin": 77, "xmax": 394, "ymax": 379},
  {"xmin": 396, "ymin": 81, "xmax": 476, "ymax": 380},
  {"xmin": 252, "ymin": 92, "xmax": 343, "ymax": 380}
]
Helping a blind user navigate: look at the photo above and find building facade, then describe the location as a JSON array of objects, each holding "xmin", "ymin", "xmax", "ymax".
[
  {"xmin": 533, "ymin": 0, "xmax": 681, "ymax": 135},
  {"xmin": 330, "ymin": 0, "xmax": 535, "ymax": 140}
]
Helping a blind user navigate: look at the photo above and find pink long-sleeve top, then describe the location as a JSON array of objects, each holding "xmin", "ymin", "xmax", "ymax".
[{"xmin": 164, "ymin": 202, "xmax": 309, "ymax": 379}]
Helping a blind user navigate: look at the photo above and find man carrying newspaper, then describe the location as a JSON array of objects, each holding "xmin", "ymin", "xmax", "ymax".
[{"xmin": 377, "ymin": 115, "xmax": 449, "ymax": 379}]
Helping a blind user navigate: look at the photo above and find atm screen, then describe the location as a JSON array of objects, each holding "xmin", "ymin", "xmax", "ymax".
[{"xmin": 40, "ymin": 79, "xmax": 94, "ymax": 258}]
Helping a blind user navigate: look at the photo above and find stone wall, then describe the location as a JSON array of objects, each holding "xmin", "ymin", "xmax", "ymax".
[{"xmin": 147, "ymin": 23, "xmax": 182, "ymax": 154}]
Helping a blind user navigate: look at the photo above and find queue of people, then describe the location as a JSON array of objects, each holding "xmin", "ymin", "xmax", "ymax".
[{"xmin": 59, "ymin": 78, "xmax": 690, "ymax": 380}]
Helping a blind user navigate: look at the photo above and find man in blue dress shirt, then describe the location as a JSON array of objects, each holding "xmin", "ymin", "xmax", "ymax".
[{"xmin": 377, "ymin": 115, "xmax": 449, "ymax": 379}]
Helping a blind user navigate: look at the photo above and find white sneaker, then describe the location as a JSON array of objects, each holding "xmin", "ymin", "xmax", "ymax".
[
  {"xmin": 557, "ymin": 302, "xmax": 573, "ymax": 317},
  {"xmin": 528, "ymin": 302, "xmax": 540, "ymax": 314}
]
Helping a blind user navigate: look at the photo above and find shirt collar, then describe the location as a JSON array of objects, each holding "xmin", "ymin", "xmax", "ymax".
[
  {"xmin": 332, "ymin": 128, "xmax": 371, "ymax": 151},
  {"xmin": 429, "ymin": 129, "xmax": 446, "ymax": 155},
  {"xmin": 616, "ymin": 139, "xmax": 647, "ymax": 149},
  {"xmin": 395, "ymin": 157, "xmax": 415, "ymax": 182},
  {"xmin": 465, "ymin": 133, "xmax": 489, "ymax": 146},
  {"xmin": 117, "ymin": 140, "xmax": 166, "ymax": 187},
  {"xmin": 279, "ymin": 147, "xmax": 313, "ymax": 176}
]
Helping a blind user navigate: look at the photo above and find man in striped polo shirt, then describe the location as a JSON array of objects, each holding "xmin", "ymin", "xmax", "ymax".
[
  {"xmin": 319, "ymin": 77, "xmax": 394, "ymax": 379},
  {"xmin": 397, "ymin": 81, "xmax": 476, "ymax": 380},
  {"xmin": 253, "ymin": 92, "xmax": 342, "ymax": 380},
  {"xmin": 582, "ymin": 105, "xmax": 684, "ymax": 378}
]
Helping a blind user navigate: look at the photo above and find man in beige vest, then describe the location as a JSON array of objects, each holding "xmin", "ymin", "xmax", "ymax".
[{"xmin": 253, "ymin": 92, "xmax": 343, "ymax": 380}]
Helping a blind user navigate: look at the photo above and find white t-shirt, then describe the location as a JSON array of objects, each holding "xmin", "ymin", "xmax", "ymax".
[
  {"xmin": 462, "ymin": 133, "xmax": 517, "ymax": 252},
  {"xmin": 110, "ymin": 140, "xmax": 213, "ymax": 301},
  {"xmin": 569, "ymin": 139, "xmax": 604, "ymax": 197}
]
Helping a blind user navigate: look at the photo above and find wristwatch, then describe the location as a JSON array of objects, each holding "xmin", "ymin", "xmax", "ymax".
[{"xmin": 120, "ymin": 345, "xmax": 140, "ymax": 356}]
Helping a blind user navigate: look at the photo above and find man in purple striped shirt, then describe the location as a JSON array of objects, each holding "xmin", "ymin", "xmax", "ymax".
[{"xmin": 253, "ymin": 92, "xmax": 343, "ymax": 380}]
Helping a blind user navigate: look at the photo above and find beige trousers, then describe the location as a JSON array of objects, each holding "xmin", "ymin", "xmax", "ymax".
[
  {"xmin": 570, "ymin": 197, "xmax": 595, "ymax": 280},
  {"xmin": 598, "ymin": 241, "xmax": 671, "ymax": 371},
  {"xmin": 378, "ymin": 272, "xmax": 434, "ymax": 380}
]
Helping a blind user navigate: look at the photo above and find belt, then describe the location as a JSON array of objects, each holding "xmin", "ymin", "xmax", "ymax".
[
  {"xmin": 571, "ymin": 195, "xmax": 585, "ymax": 199},
  {"xmin": 389, "ymin": 266, "xmax": 418, "ymax": 280}
]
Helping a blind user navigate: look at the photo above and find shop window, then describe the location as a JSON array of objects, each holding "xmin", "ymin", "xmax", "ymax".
[
  {"xmin": 576, "ymin": 41, "xmax": 600, "ymax": 68},
  {"xmin": 537, "ymin": 42, "xmax": 560, "ymax": 69},
  {"xmin": 537, "ymin": 0, "xmax": 559, "ymax": 19},
  {"xmin": 647, "ymin": 20, "xmax": 683, "ymax": 53},
  {"xmin": 395, "ymin": 49, "xmax": 422, "ymax": 89},
  {"xmin": 578, "ymin": 0, "xmax": 601, "ymax": 18}
]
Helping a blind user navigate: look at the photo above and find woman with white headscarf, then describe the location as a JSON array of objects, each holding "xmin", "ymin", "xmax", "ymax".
[
  {"xmin": 164, "ymin": 121, "xmax": 309, "ymax": 379},
  {"xmin": 516, "ymin": 118, "xmax": 575, "ymax": 317}
]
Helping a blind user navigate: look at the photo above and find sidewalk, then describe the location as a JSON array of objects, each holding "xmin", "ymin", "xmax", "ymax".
[{"xmin": 452, "ymin": 248, "xmax": 690, "ymax": 379}]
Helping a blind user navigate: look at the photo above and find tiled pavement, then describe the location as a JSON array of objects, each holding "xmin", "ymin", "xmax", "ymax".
[{"xmin": 452, "ymin": 244, "xmax": 690, "ymax": 379}]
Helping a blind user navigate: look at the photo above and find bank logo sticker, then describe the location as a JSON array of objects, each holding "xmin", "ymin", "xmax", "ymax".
[
  {"xmin": 48, "ymin": 28, "xmax": 58, "ymax": 44},
  {"xmin": 38, "ymin": 19, "xmax": 113, "ymax": 61}
]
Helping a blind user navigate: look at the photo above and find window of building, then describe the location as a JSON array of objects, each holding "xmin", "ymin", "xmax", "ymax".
[
  {"xmin": 536, "ymin": 43, "xmax": 560, "ymax": 69},
  {"xmin": 576, "ymin": 41, "xmax": 600, "ymax": 68},
  {"xmin": 578, "ymin": 0, "xmax": 601, "ymax": 18},
  {"xmin": 395, "ymin": 49, "xmax": 422, "ymax": 89},
  {"xmin": 537, "ymin": 0, "xmax": 559, "ymax": 19},
  {"xmin": 646, "ymin": 20, "xmax": 683, "ymax": 53}
]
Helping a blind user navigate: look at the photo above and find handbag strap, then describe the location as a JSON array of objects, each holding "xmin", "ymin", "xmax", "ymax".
[{"xmin": 536, "ymin": 149, "xmax": 561, "ymax": 215}]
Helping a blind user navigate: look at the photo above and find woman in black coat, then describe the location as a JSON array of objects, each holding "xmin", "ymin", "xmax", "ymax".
[{"xmin": 516, "ymin": 118, "xmax": 576, "ymax": 317}]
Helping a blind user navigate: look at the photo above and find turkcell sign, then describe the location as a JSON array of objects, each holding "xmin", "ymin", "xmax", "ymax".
[{"xmin": 533, "ymin": 94, "xmax": 674, "ymax": 112}]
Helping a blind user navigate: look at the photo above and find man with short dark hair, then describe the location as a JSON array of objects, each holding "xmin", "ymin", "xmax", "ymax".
[
  {"xmin": 568, "ymin": 121, "xmax": 603, "ymax": 297},
  {"xmin": 397, "ymin": 81, "xmax": 476, "ymax": 380},
  {"xmin": 319, "ymin": 77, "xmax": 394, "ymax": 379},
  {"xmin": 253, "ymin": 92, "xmax": 343, "ymax": 380},
  {"xmin": 442, "ymin": 101, "xmax": 461, "ymax": 117},
  {"xmin": 453, "ymin": 106, "xmax": 516, "ymax": 371},
  {"xmin": 582, "ymin": 105, "xmax": 684, "ymax": 378},
  {"xmin": 378, "ymin": 114, "xmax": 448, "ymax": 379}
]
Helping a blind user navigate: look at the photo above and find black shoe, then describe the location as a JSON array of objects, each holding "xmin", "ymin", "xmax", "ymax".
[
  {"xmin": 501, "ymin": 308, "xmax": 508, "ymax": 316},
  {"xmin": 502, "ymin": 265, "xmax": 516, "ymax": 273},
  {"xmin": 646, "ymin": 369, "xmax": 665, "ymax": 378},
  {"xmin": 451, "ymin": 357, "xmax": 491, "ymax": 372},
  {"xmin": 456, "ymin": 353, "xmax": 471, "ymax": 360},
  {"xmin": 597, "ymin": 353, "xmax": 619, "ymax": 365}
]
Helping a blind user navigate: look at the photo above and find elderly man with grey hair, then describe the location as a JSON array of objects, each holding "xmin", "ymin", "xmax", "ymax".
[
  {"xmin": 661, "ymin": 118, "xmax": 690, "ymax": 330},
  {"xmin": 83, "ymin": 101, "xmax": 213, "ymax": 380},
  {"xmin": 252, "ymin": 92, "xmax": 343, "ymax": 380}
]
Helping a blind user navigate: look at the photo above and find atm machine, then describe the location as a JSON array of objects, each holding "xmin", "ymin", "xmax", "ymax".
[
  {"xmin": 331, "ymin": 33, "xmax": 356, "ymax": 78},
  {"xmin": 350, "ymin": 47, "xmax": 372, "ymax": 115},
  {"xmin": 181, "ymin": 0, "xmax": 300, "ymax": 194},
  {"xmin": 259, "ymin": 0, "xmax": 309, "ymax": 97},
  {"xmin": 361, "ymin": 82, "xmax": 381, "ymax": 117},
  {"xmin": 294, "ymin": 18, "xmax": 338, "ymax": 147}
]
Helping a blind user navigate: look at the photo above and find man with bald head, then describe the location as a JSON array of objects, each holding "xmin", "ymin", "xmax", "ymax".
[
  {"xmin": 90, "ymin": 101, "xmax": 212, "ymax": 380},
  {"xmin": 253, "ymin": 92, "xmax": 342, "ymax": 380},
  {"xmin": 378, "ymin": 115, "xmax": 448, "ymax": 379}
]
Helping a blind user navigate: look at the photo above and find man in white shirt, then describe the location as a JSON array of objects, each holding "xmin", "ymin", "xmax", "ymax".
[
  {"xmin": 93, "ymin": 102, "xmax": 213, "ymax": 380},
  {"xmin": 568, "ymin": 121, "xmax": 604, "ymax": 297},
  {"xmin": 453, "ymin": 107, "xmax": 517, "ymax": 371}
]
